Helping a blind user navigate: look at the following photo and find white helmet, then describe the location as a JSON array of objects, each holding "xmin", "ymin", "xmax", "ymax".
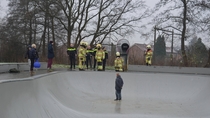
[
  {"xmin": 116, "ymin": 52, "xmax": 120, "ymax": 56},
  {"xmin": 96, "ymin": 44, "xmax": 102, "ymax": 48},
  {"xmin": 84, "ymin": 42, "xmax": 88, "ymax": 46},
  {"xmin": 80, "ymin": 41, "xmax": 85, "ymax": 46},
  {"xmin": 146, "ymin": 45, "xmax": 151, "ymax": 49}
]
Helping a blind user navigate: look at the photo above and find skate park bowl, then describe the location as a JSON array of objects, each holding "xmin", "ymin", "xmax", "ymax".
[{"xmin": 0, "ymin": 71, "xmax": 210, "ymax": 118}]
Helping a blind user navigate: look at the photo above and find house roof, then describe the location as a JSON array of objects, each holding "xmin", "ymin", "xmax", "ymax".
[
  {"xmin": 130, "ymin": 43, "xmax": 152, "ymax": 51},
  {"xmin": 130, "ymin": 43, "xmax": 177, "ymax": 53}
]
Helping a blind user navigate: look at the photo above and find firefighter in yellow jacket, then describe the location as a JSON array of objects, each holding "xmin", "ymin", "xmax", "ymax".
[
  {"xmin": 95, "ymin": 44, "xmax": 105, "ymax": 71},
  {"xmin": 78, "ymin": 42, "xmax": 87, "ymax": 71},
  {"xmin": 145, "ymin": 45, "xmax": 153, "ymax": 66},
  {"xmin": 114, "ymin": 52, "xmax": 124, "ymax": 72}
]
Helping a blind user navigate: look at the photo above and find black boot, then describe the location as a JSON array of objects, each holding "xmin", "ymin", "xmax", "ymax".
[{"xmin": 79, "ymin": 68, "xmax": 85, "ymax": 71}]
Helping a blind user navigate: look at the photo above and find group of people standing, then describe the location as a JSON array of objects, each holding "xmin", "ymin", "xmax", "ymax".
[
  {"xmin": 25, "ymin": 40, "xmax": 135, "ymax": 75},
  {"xmin": 67, "ymin": 42, "xmax": 108, "ymax": 71},
  {"xmin": 66, "ymin": 43, "xmax": 153, "ymax": 72},
  {"xmin": 66, "ymin": 42, "xmax": 127, "ymax": 72},
  {"xmin": 66, "ymin": 42, "xmax": 128, "ymax": 72},
  {"xmin": 25, "ymin": 41, "xmax": 55, "ymax": 75}
]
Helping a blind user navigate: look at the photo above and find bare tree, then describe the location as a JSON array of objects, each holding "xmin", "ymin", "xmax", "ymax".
[
  {"xmin": 152, "ymin": 0, "xmax": 206, "ymax": 66},
  {"xmin": 55, "ymin": 0, "xmax": 150, "ymax": 47},
  {"xmin": 193, "ymin": 1, "xmax": 210, "ymax": 67},
  {"xmin": 88, "ymin": 0, "xmax": 150, "ymax": 46},
  {"xmin": 0, "ymin": 0, "xmax": 151, "ymax": 62}
]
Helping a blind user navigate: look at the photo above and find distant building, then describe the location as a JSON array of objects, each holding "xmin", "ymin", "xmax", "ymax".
[
  {"xmin": 128, "ymin": 43, "xmax": 181, "ymax": 65},
  {"xmin": 128, "ymin": 43, "xmax": 148, "ymax": 65}
]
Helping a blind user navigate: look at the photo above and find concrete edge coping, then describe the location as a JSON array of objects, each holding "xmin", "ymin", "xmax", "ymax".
[{"xmin": 0, "ymin": 71, "xmax": 58, "ymax": 84}]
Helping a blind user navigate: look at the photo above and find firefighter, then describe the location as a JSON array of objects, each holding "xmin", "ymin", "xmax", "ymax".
[
  {"xmin": 78, "ymin": 42, "xmax": 87, "ymax": 71},
  {"xmin": 95, "ymin": 44, "xmax": 105, "ymax": 71},
  {"xmin": 86, "ymin": 45, "xmax": 93, "ymax": 69},
  {"xmin": 145, "ymin": 45, "xmax": 153, "ymax": 66},
  {"xmin": 102, "ymin": 47, "xmax": 108, "ymax": 71},
  {"xmin": 114, "ymin": 52, "xmax": 124, "ymax": 72},
  {"xmin": 67, "ymin": 44, "xmax": 77, "ymax": 70}
]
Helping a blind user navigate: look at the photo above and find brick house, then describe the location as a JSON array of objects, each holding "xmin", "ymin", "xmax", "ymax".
[
  {"xmin": 128, "ymin": 43, "xmax": 149, "ymax": 65},
  {"xmin": 128, "ymin": 43, "xmax": 181, "ymax": 65}
]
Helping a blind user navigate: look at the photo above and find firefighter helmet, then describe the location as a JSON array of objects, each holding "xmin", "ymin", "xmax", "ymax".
[
  {"xmin": 85, "ymin": 42, "xmax": 88, "ymax": 46},
  {"xmin": 96, "ymin": 44, "xmax": 101, "ymax": 48},
  {"xmin": 146, "ymin": 45, "xmax": 151, "ymax": 49},
  {"xmin": 116, "ymin": 52, "xmax": 120, "ymax": 56},
  {"xmin": 80, "ymin": 41, "xmax": 85, "ymax": 46}
]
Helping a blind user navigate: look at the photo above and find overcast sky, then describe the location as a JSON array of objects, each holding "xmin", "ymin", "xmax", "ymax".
[
  {"xmin": 0, "ymin": 0, "xmax": 158, "ymax": 44},
  {"xmin": 0, "ymin": 0, "xmax": 157, "ymax": 18},
  {"xmin": 0, "ymin": 0, "xmax": 209, "ymax": 48},
  {"xmin": 0, "ymin": 0, "xmax": 8, "ymax": 18}
]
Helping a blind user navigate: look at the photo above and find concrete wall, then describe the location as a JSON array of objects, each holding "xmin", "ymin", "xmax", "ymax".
[
  {"xmin": 128, "ymin": 65, "xmax": 210, "ymax": 75},
  {"xmin": 0, "ymin": 62, "xmax": 47, "ymax": 73}
]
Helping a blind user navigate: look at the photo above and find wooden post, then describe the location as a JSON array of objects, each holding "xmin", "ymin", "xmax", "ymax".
[
  {"xmin": 171, "ymin": 30, "xmax": 174, "ymax": 65},
  {"xmin": 153, "ymin": 26, "xmax": 156, "ymax": 64}
]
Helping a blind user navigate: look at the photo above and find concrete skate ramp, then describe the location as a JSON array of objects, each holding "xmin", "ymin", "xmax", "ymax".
[{"xmin": 0, "ymin": 71, "xmax": 210, "ymax": 118}]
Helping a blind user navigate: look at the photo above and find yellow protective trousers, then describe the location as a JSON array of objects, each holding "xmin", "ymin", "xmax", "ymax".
[
  {"xmin": 97, "ymin": 61, "xmax": 103, "ymax": 71},
  {"xmin": 78, "ymin": 58, "xmax": 85, "ymax": 69},
  {"xmin": 145, "ymin": 50, "xmax": 153, "ymax": 65},
  {"xmin": 78, "ymin": 47, "xmax": 86, "ymax": 70},
  {"xmin": 114, "ymin": 57, "xmax": 124, "ymax": 72},
  {"xmin": 95, "ymin": 50, "xmax": 104, "ymax": 71}
]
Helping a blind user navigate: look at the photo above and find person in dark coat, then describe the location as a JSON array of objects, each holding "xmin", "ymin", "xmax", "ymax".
[
  {"xmin": 47, "ymin": 41, "xmax": 55, "ymax": 71},
  {"xmin": 86, "ymin": 45, "xmax": 93, "ymax": 69},
  {"xmin": 29, "ymin": 44, "xmax": 39, "ymax": 75},
  {"xmin": 92, "ymin": 45, "xmax": 97, "ymax": 70},
  {"xmin": 115, "ymin": 73, "xmax": 124, "ymax": 101},
  {"xmin": 102, "ymin": 47, "xmax": 108, "ymax": 71},
  {"xmin": 67, "ymin": 43, "xmax": 77, "ymax": 70}
]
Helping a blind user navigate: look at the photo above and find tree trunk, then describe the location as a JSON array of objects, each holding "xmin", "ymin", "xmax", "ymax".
[
  {"xmin": 33, "ymin": 18, "xmax": 36, "ymax": 44},
  {"xmin": 29, "ymin": 18, "xmax": 32, "ymax": 45},
  {"xmin": 24, "ymin": 4, "xmax": 28, "ymax": 45},
  {"xmin": 67, "ymin": 19, "xmax": 71, "ymax": 47},
  {"xmin": 67, "ymin": 0, "xmax": 73, "ymax": 47},
  {"xmin": 47, "ymin": 18, "xmax": 50, "ymax": 43},
  {"xmin": 181, "ymin": 0, "xmax": 188, "ymax": 67},
  {"xmin": 51, "ymin": 17, "xmax": 56, "ymax": 60},
  {"xmin": 42, "ymin": 12, "xmax": 47, "ymax": 57}
]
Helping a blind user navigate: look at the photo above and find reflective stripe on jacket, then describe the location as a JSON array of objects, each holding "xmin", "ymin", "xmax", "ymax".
[
  {"xmin": 115, "ymin": 57, "xmax": 124, "ymax": 67},
  {"xmin": 78, "ymin": 47, "xmax": 86, "ymax": 58},
  {"xmin": 145, "ymin": 50, "xmax": 153, "ymax": 58},
  {"xmin": 67, "ymin": 47, "xmax": 77, "ymax": 57},
  {"xmin": 95, "ymin": 50, "xmax": 105, "ymax": 61}
]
